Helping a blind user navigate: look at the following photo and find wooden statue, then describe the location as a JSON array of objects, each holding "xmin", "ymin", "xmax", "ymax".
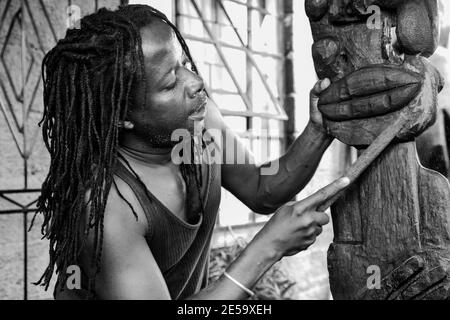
[{"xmin": 306, "ymin": 0, "xmax": 450, "ymax": 299}]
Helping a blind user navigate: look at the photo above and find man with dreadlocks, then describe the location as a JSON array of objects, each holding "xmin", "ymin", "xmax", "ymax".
[{"xmin": 33, "ymin": 4, "xmax": 349, "ymax": 300}]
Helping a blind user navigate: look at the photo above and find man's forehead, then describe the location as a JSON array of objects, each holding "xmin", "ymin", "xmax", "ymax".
[{"xmin": 140, "ymin": 22, "xmax": 182, "ymax": 67}]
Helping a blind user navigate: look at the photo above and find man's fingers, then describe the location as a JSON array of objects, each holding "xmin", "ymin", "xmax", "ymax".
[
  {"xmin": 310, "ymin": 79, "xmax": 331, "ymax": 114},
  {"xmin": 316, "ymin": 225, "xmax": 323, "ymax": 236},
  {"xmin": 304, "ymin": 225, "xmax": 318, "ymax": 238},
  {"xmin": 297, "ymin": 177, "xmax": 350, "ymax": 210},
  {"xmin": 311, "ymin": 78, "xmax": 331, "ymax": 98},
  {"xmin": 295, "ymin": 211, "xmax": 329, "ymax": 232},
  {"xmin": 314, "ymin": 212, "xmax": 330, "ymax": 226},
  {"xmin": 304, "ymin": 224, "xmax": 324, "ymax": 238},
  {"xmin": 302, "ymin": 238, "xmax": 316, "ymax": 248}
]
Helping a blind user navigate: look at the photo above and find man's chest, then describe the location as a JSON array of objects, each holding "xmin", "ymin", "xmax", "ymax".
[{"xmin": 138, "ymin": 164, "xmax": 188, "ymax": 221}]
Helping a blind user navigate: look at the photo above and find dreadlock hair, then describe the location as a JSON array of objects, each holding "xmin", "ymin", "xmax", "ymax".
[{"xmin": 31, "ymin": 4, "xmax": 205, "ymax": 298}]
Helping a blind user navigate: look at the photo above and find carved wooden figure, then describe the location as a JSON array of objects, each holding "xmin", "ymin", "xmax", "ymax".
[{"xmin": 306, "ymin": 0, "xmax": 450, "ymax": 299}]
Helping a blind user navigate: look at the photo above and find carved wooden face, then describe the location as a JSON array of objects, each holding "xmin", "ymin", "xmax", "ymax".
[{"xmin": 306, "ymin": 0, "xmax": 444, "ymax": 147}]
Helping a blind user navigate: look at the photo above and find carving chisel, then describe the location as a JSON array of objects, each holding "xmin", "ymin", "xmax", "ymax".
[{"xmin": 316, "ymin": 114, "xmax": 409, "ymax": 212}]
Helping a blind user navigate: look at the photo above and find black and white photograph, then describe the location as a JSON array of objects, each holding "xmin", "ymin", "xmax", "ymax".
[{"xmin": 0, "ymin": 0, "xmax": 449, "ymax": 308}]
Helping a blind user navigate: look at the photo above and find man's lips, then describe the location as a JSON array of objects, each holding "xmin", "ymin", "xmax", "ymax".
[
  {"xmin": 318, "ymin": 65, "xmax": 423, "ymax": 122},
  {"xmin": 189, "ymin": 93, "xmax": 208, "ymax": 120},
  {"xmin": 189, "ymin": 105, "xmax": 206, "ymax": 119}
]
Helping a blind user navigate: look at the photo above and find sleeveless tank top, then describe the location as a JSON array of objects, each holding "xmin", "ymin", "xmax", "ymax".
[
  {"xmin": 54, "ymin": 155, "xmax": 221, "ymax": 300},
  {"xmin": 113, "ymin": 158, "xmax": 222, "ymax": 299}
]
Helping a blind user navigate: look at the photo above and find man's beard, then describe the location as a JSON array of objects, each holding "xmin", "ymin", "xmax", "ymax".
[
  {"xmin": 134, "ymin": 124, "xmax": 179, "ymax": 149},
  {"xmin": 134, "ymin": 121, "xmax": 203, "ymax": 149},
  {"xmin": 130, "ymin": 116, "xmax": 206, "ymax": 155}
]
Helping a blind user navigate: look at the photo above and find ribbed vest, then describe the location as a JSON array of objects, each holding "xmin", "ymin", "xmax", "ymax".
[
  {"xmin": 54, "ymin": 157, "xmax": 221, "ymax": 300},
  {"xmin": 113, "ymin": 159, "xmax": 221, "ymax": 299}
]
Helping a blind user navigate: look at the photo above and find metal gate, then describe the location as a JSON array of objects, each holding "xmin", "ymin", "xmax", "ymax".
[{"xmin": 0, "ymin": 0, "xmax": 123, "ymax": 300}]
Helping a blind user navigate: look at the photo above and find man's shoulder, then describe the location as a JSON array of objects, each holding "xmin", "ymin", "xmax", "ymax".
[{"xmin": 83, "ymin": 176, "xmax": 149, "ymax": 237}]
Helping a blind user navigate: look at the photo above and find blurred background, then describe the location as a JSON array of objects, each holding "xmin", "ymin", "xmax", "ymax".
[{"xmin": 0, "ymin": 0, "xmax": 449, "ymax": 300}]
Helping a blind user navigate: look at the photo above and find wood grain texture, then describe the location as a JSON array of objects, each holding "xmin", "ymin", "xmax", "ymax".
[
  {"xmin": 306, "ymin": 0, "xmax": 450, "ymax": 299},
  {"xmin": 329, "ymin": 143, "xmax": 450, "ymax": 299},
  {"xmin": 318, "ymin": 114, "xmax": 407, "ymax": 212}
]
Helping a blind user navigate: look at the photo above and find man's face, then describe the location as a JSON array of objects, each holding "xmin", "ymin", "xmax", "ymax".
[{"xmin": 128, "ymin": 20, "xmax": 207, "ymax": 148}]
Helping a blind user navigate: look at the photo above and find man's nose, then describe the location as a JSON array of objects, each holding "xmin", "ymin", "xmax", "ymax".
[{"xmin": 185, "ymin": 72, "xmax": 205, "ymax": 98}]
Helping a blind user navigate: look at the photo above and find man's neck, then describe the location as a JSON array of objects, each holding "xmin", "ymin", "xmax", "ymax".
[{"xmin": 118, "ymin": 138, "xmax": 173, "ymax": 166}]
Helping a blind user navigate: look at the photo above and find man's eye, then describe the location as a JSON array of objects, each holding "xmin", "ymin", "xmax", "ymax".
[{"xmin": 166, "ymin": 80, "xmax": 177, "ymax": 90}]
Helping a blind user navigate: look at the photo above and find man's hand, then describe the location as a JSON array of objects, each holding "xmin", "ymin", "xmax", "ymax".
[
  {"xmin": 253, "ymin": 177, "xmax": 350, "ymax": 260},
  {"xmin": 309, "ymin": 78, "xmax": 331, "ymax": 135}
]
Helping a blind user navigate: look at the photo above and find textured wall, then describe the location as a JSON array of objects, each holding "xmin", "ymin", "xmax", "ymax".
[{"xmin": 0, "ymin": 0, "xmax": 122, "ymax": 300}]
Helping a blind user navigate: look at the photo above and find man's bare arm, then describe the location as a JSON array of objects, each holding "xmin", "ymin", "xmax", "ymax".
[
  {"xmin": 84, "ymin": 179, "xmax": 172, "ymax": 300},
  {"xmin": 206, "ymin": 80, "xmax": 333, "ymax": 214},
  {"xmin": 83, "ymin": 176, "xmax": 276, "ymax": 300},
  {"xmin": 84, "ymin": 171, "xmax": 347, "ymax": 300}
]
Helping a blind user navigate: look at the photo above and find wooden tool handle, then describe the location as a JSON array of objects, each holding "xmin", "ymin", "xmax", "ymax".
[{"xmin": 317, "ymin": 115, "xmax": 409, "ymax": 212}]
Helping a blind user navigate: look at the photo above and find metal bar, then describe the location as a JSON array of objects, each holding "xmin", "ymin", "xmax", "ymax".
[
  {"xmin": 0, "ymin": 194, "xmax": 27, "ymax": 209},
  {"xmin": 210, "ymin": 88, "xmax": 239, "ymax": 95},
  {"xmin": 0, "ymin": 195, "xmax": 39, "ymax": 213},
  {"xmin": 25, "ymin": 198, "xmax": 38, "ymax": 208},
  {"xmin": 174, "ymin": 0, "xmax": 180, "ymax": 28},
  {"xmin": 204, "ymin": 61, "xmax": 225, "ymax": 68},
  {"xmin": 246, "ymin": 0, "xmax": 256, "ymax": 224},
  {"xmin": 217, "ymin": 0, "xmax": 287, "ymax": 120},
  {"xmin": 0, "ymin": 189, "xmax": 41, "ymax": 194},
  {"xmin": 178, "ymin": 13, "xmax": 245, "ymax": 30},
  {"xmin": 274, "ymin": 0, "xmax": 285, "ymax": 153},
  {"xmin": 182, "ymin": 33, "xmax": 283, "ymax": 60},
  {"xmin": 246, "ymin": 0, "xmax": 253, "ymax": 118},
  {"xmin": 190, "ymin": 0, "xmax": 253, "ymax": 114},
  {"xmin": 224, "ymin": 0, "xmax": 282, "ymax": 20},
  {"xmin": 20, "ymin": 0, "xmax": 28, "ymax": 300},
  {"xmin": 283, "ymin": 0, "xmax": 296, "ymax": 147},
  {"xmin": 0, "ymin": 208, "xmax": 38, "ymax": 215},
  {"xmin": 221, "ymin": 109, "xmax": 287, "ymax": 120}
]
